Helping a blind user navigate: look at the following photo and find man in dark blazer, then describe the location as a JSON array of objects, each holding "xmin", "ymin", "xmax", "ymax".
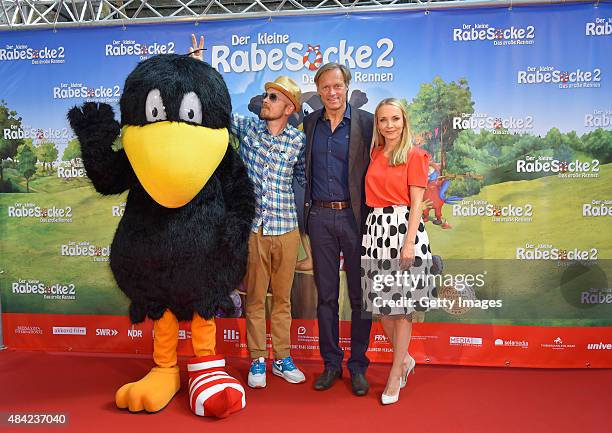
[{"xmin": 303, "ymin": 63, "xmax": 373, "ymax": 396}]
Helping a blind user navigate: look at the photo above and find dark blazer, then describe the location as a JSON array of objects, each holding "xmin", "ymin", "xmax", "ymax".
[{"xmin": 303, "ymin": 104, "xmax": 374, "ymax": 234}]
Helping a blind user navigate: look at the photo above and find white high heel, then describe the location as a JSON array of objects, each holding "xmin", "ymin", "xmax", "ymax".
[
  {"xmin": 400, "ymin": 354, "xmax": 416, "ymax": 389},
  {"xmin": 381, "ymin": 376, "xmax": 402, "ymax": 405},
  {"xmin": 381, "ymin": 389, "xmax": 400, "ymax": 405}
]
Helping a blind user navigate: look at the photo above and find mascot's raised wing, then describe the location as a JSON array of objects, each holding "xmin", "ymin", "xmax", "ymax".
[{"xmin": 68, "ymin": 54, "xmax": 255, "ymax": 418}]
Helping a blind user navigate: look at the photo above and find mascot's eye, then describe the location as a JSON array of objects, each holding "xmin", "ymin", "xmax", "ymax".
[
  {"xmin": 302, "ymin": 102, "xmax": 313, "ymax": 116},
  {"xmin": 145, "ymin": 89, "xmax": 167, "ymax": 122},
  {"xmin": 179, "ymin": 92, "xmax": 202, "ymax": 124}
]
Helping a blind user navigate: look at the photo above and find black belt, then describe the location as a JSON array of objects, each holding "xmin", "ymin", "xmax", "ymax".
[{"xmin": 313, "ymin": 200, "xmax": 351, "ymax": 210}]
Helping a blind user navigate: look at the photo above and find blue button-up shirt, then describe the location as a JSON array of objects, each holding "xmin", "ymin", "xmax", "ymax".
[
  {"xmin": 311, "ymin": 104, "xmax": 351, "ymax": 201},
  {"xmin": 231, "ymin": 113, "xmax": 306, "ymax": 236}
]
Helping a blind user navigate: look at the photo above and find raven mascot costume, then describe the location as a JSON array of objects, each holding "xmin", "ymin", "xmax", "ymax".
[{"xmin": 68, "ymin": 54, "xmax": 255, "ymax": 418}]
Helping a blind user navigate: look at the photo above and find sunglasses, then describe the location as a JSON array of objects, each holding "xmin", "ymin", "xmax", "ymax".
[{"xmin": 261, "ymin": 92, "xmax": 280, "ymax": 102}]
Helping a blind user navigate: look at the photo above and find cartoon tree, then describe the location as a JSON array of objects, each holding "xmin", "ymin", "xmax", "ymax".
[
  {"xmin": 582, "ymin": 128, "xmax": 612, "ymax": 163},
  {"xmin": 0, "ymin": 99, "xmax": 23, "ymax": 180},
  {"xmin": 409, "ymin": 76, "xmax": 474, "ymax": 173},
  {"xmin": 36, "ymin": 140, "xmax": 59, "ymax": 173},
  {"xmin": 16, "ymin": 143, "xmax": 37, "ymax": 192},
  {"xmin": 544, "ymin": 128, "xmax": 574, "ymax": 162},
  {"xmin": 16, "ymin": 138, "xmax": 34, "ymax": 155},
  {"xmin": 449, "ymin": 129, "xmax": 496, "ymax": 171},
  {"xmin": 62, "ymin": 138, "xmax": 82, "ymax": 161},
  {"xmin": 510, "ymin": 134, "xmax": 547, "ymax": 162},
  {"xmin": 564, "ymin": 131, "xmax": 582, "ymax": 153}
]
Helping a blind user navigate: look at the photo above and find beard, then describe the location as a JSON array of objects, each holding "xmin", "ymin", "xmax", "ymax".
[{"xmin": 260, "ymin": 107, "xmax": 283, "ymax": 121}]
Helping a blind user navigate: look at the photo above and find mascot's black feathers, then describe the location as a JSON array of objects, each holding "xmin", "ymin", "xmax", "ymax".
[
  {"xmin": 68, "ymin": 54, "xmax": 255, "ymax": 323},
  {"xmin": 120, "ymin": 54, "xmax": 231, "ymax": 129},
  {"xmin": 67, "ymin": 102, "xmax": 135, "ymax": 195}
]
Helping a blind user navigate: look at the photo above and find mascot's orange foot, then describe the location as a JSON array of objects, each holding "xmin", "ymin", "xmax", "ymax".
[
  {"xmin": 188, "ymin": 355, "xmax": 246, "ymax": 418},
  {"xmin": 115, "ymin": 366, "xmax": 180, "ymax": 413}
]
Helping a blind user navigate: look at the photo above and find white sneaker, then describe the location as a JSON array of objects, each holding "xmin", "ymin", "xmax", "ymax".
[
  {"xmin": 272, "ymin": 356, "xmax": 306, "ymax": 384},
  {"xmin": 248, "ymin": 357, "xmax": 267, "ymax": 388}
]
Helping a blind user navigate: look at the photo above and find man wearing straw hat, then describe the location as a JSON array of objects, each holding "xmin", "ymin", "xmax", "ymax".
[{"xmin": 191, "ymin": 30, "xmax": 308, "ymax": 389}]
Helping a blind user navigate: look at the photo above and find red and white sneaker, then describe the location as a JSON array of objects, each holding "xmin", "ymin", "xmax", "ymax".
[{"xmin": 188, "ymin": 355, "xmax": 246, "ymax": 418}]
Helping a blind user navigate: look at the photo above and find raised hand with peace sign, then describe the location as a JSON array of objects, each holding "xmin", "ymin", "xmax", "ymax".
[{"xmin": 189, "ymin": 33, "xmax": 205, "ymax": 61}]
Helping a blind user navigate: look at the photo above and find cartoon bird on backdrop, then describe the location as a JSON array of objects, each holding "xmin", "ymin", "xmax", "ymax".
[
  {"xmin": 422, "ymin": 162, "xmax": 461, "ymax": 229},
  {"xmin": 68, "ymin": 54, "xmax": 255, "ymax": 418}
]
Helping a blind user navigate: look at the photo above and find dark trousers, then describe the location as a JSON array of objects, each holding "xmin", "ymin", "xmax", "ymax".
[{"xmin": 308, "ymin": 206, "xmax": 372, "ymax": 375}]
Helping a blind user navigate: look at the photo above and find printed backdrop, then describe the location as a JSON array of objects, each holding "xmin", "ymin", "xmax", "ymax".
[{"xmin": 1, "ymin": 3, "xmax": 611, "ymax": 367}]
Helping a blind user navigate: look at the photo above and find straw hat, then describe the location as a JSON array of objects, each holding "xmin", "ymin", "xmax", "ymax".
[{"xmin": 264, "ymin": 76, "xmax": 302, "ymax": 112}]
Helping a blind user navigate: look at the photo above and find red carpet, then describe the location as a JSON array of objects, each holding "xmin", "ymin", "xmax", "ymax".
[{"xmin": 0, "ymin": 349, "xmax": 609, "ymax": 433}]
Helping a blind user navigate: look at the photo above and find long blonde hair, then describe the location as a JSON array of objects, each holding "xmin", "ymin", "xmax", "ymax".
[{"xmin": 370, "ymin": 98, "xmax": 413, "ymax": 166}]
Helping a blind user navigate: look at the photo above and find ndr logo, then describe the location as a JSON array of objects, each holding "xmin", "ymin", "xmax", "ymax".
[{"xmin": 128, "ymin": 329, "xmax": 143, "ymax": 338}]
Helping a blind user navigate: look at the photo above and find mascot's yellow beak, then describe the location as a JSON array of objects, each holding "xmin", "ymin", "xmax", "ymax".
[{"xmin": 122, "ymin": 122, "xmax": 228, "ymax": 208}]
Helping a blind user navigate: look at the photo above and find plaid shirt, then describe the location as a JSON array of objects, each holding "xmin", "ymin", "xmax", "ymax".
[{"xmin": 231, "ymin": 113, "xmax": 306, "ymax": 235}]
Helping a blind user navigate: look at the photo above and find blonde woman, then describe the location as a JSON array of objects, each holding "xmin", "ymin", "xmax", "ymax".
[{"xmin": 361, "ymin": 98, "xmax": 435, "ymax": 405}]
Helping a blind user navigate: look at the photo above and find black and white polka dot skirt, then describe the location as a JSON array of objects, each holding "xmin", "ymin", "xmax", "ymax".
[{"xmin": 361, "ymin": 205, "xmax": 437, "ymax": 317}]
